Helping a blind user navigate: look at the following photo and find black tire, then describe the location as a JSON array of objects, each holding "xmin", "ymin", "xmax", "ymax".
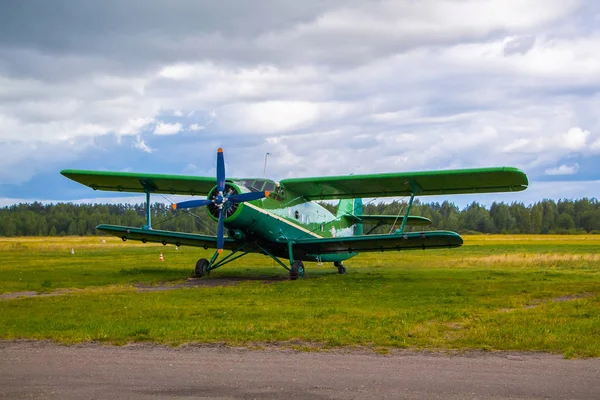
[
  {"xmin": 289, "ymin": 260, "xmax": 304, "ymax": 280},
  {"xmin": 194, "ymin": 258, "xmax": 210, "ymax": 278},
  {"xmin": 334, "ymin": 261, "xmax": 346, "ymax": 274}
]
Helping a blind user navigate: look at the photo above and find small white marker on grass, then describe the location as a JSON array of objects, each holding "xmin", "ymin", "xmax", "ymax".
[{"xmin": 71, "ymin": 248, "xmax": 75, "ymax": 255}]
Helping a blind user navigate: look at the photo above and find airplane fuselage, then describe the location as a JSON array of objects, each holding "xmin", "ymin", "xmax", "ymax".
[{"xmin": 213, "ymin": 178, "xmax": 358, "ymax": 262}]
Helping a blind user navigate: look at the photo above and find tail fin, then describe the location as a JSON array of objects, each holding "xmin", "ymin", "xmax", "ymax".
[{"xmin": 336, "ymin": 198, "xmax": 363, "ymax": 236}]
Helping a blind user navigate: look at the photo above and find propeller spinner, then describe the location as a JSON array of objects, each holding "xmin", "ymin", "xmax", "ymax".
[{"xmin": 171, "ymin": 148, "xmax": 270, "ymax": 253}]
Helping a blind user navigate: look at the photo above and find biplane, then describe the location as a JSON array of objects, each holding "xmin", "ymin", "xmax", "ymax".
[{"xmin": 61, "ymin": 148, "xmax": 528, "ymax": 279}]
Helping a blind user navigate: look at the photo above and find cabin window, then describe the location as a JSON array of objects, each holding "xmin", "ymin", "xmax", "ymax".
[
  {"xmin": 251, "ymin": 179, "xmax": 266, "ymax": 192},
  {"xmin": 237, "ymin": 180, "xmax": 254, "ymax": 190},
  {"xmin": 263, "ymin": 181, "xmax": 275, "ymax": 193}
]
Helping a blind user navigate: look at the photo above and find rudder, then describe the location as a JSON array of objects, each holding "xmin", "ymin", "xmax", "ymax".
[{"xmin": 336, "ymin": 198, "xmax": 363, "ymax": 236}]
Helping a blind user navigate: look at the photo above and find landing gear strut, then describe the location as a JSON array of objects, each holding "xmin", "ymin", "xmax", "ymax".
[{"xmin": 334, "ymin": 261, "xmax": 346, "ymax": 274}]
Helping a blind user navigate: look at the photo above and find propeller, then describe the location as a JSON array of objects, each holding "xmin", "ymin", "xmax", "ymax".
[{"xmin": 171, "ymin": 148, "xmax": 270, "ymax": 254}]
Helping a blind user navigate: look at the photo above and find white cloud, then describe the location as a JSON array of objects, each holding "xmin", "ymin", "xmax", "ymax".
[
  {"xmin": 159, "ymin": 64, "xmax": 197, "ymax": 80},
  {"xmin": 133, "ymin": 136, "xmax": 153, "ymax": 153},
  {"xmin": 563, "ymin": 127, "xmax": 590, "ymax": 151},
  {"xmin": 153, "ymin": 122, "xmax": 182, "ymax": 135},
  {"xmin": 545, "ymin": 163, "xmax": 580, "ymax": 175},
  {"xmin": 218, "ymin": 101, "xmax": 326, "ymax": 134},
  {"xmin": 189, "ymin": 123, "xmax": 205, "ymax": 131},
  {"xmin": 119, "ymin": 117, "xmax": 154, "ymax": 135}
]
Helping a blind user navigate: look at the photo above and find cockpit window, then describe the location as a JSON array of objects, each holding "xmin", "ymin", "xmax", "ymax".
[
  {"xmin": 237, "ymin": 180, "xmax": 255, "ymax": 191},
  {"xmin": 236, "ymin": 179, "xmax": 278, "ymax": 193},
  {"xmin": 252, "ymin": 179, "xmax": 266, "ymax": 192},
  {"xmin": 263, "ymin": 181, "xmax": 275, "ymax": 193}
]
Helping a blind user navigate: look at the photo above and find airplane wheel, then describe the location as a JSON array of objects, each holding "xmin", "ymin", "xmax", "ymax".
[
  {"xmin": 290, "ymin": 260, "xmax": 304, "ymax": 280},
  {"xmin": 194, "ymin": 258, "xmax": 210, "ymax": 278},
  {"xmin": 334, "ymin": 261, "xmax": 346, "ymax": 274}
]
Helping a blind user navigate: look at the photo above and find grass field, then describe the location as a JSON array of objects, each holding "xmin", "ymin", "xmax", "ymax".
[{"xmin": 1, "ymin": 235, "xmax": 598, "ymax": 358}]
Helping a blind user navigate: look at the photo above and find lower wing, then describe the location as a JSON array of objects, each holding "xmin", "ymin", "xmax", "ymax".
[
  {"xmin": 96, "ymin": 224, "xmax": 236, "ymax": 249},
  {"xmin": 293, "ymin": 231, "xmax": 463, "ymax": 255}
]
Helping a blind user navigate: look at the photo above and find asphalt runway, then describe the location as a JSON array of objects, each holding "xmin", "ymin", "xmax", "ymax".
[{"xmin": 1, "ymin": 341, "xmax": 598, "ymax": 399}]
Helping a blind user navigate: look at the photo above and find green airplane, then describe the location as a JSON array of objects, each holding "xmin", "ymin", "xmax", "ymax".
[{"xmin": 61, "ymin": 148, "xmax": 528, "ymax": 280}]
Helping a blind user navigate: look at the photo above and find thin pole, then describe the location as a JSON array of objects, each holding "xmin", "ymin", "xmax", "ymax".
[{"xmin": 263, "ymin": 152, "xmax": 271, "ymax": 177}]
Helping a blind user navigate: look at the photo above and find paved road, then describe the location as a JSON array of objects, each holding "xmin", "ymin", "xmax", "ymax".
[{"xmin": 1, "ymin": 341, "xmax": 598, "ymax": 399}]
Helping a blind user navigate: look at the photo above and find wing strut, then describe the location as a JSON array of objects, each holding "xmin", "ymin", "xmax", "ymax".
[
  {"xmin": 140, "ymin": 180, "xmax": 157, "ymax": 230},
  {"xmin": 398, "ymin": 181, "xmax": 421, "ymax": 234}
]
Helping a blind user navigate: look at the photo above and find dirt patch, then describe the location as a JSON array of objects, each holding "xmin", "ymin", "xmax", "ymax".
[
  {"xmin": 500, "ymin": 292, "xmax": 595, "ymax": 312},
  {"xmin": 135, "ymin": 275, "xmax": 288, "ymax": 291},
  {"xmin": 0, "ymin": 289, "xmax": 74, "ymax": 300},
  {"xmin": 552, "ymin": 293, "xmax": 595, "ymax": 302},
  {"xmin": 2, "ymin": 276, "xmax": 289, "ymax": 299}
]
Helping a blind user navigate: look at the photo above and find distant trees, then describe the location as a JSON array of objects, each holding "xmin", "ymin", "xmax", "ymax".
[
  {"xmin": 0, "ymin": 198, "xmax": 599, "ymax": 237},
  {"xmin": 0, "ymin": 202, "xmax": 216, "ymax": 237},
  {"xmin": 361, "ymin": 198, "xmax": 600, "ymax": 235}
]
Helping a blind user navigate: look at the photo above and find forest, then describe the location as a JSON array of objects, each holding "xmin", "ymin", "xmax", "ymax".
[{"xmin": 1, "ymin": 198, "xmax": 599, "ymax": 237}]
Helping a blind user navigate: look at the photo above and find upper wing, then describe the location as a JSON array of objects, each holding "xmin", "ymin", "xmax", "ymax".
[
  {"xmin": 280, "ymin": 167, "xmax": 527, "ymax": 200},
  {"xmin": 293, "ymin": 230, "xmax": 463, "ymax": 255},
  {"xmin": 61, "ymin": 170, "xmax": 223, "ymax": 196}
]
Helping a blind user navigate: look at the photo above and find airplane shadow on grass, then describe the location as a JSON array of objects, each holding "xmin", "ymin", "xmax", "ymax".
[{"xmin": 131, "ymin": 268, "xmax": 342, "ymax": 291}]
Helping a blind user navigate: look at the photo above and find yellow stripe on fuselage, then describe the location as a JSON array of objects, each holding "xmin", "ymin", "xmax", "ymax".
[{"xmin": 243, "ymin": 202, "xmax": 322, "ymax": 238}]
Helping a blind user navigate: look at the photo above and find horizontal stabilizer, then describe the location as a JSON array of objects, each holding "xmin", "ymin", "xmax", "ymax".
[{"xmin": 357, "ymin": 215, "xmax": 432, "ymax": 226}]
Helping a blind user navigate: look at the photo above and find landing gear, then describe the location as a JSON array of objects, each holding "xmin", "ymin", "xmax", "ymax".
[
  {"xmin": 189, "ymin": 243, "xmax": 307, "ymax": 281},
  {"xmin": 290, "ymin": 260, "xmax": 305, "ymax": 280},
  {"xmin": 334, "ymin": 261, "xmax": 346, "ymax": 274},
  {"xmin": 194, "ymin": 258, "xmax": 210, "ymax": 278}
]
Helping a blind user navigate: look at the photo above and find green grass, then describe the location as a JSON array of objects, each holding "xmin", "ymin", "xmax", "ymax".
[{"xmin": 1, "ymin": 235, "xmax": 599, "ymax": 357}]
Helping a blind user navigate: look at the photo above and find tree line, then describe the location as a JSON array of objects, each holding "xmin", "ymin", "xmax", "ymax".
[
  {"xmin": 0, "ymin": 202, "xmax": 215, "ymax": 237},
  {"xmin": 0, "ymin": 198, "xmax": 599, "ymax": 237}
]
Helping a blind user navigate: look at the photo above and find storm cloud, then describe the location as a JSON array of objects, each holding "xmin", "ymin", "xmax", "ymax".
[{"xmin": 0, "ymin": 0, "xmax": 599, "ymax": 203}]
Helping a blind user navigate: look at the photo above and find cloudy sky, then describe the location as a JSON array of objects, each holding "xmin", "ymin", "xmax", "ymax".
[{"xmin": 1, "ymin": 0, "xmax": 599, "ymax": 207}]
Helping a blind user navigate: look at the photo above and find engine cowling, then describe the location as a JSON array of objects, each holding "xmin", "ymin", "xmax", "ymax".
[{"xmin": 207, "ymin": 183, "xmax": 240, "ymax": 220}]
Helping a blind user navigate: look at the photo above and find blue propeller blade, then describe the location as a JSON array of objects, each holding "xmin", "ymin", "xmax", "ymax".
[
  {"xmin": 228, "ymin": 191, "xmax": 269, "ymax": 203},
  {"xmin": 217, "ymin": 208, "xmax": 225, "ymax": 253},
  {"xmin": 216, "ymin": 147, "xmax": 225, "ymax": 193},
  {"xmin": 172, "ymin": 199, "xmax": 212, "ymax": 210},
  {"xmin": 175, "ymin": 148, "xmax": 264, "ymax": 256}
]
